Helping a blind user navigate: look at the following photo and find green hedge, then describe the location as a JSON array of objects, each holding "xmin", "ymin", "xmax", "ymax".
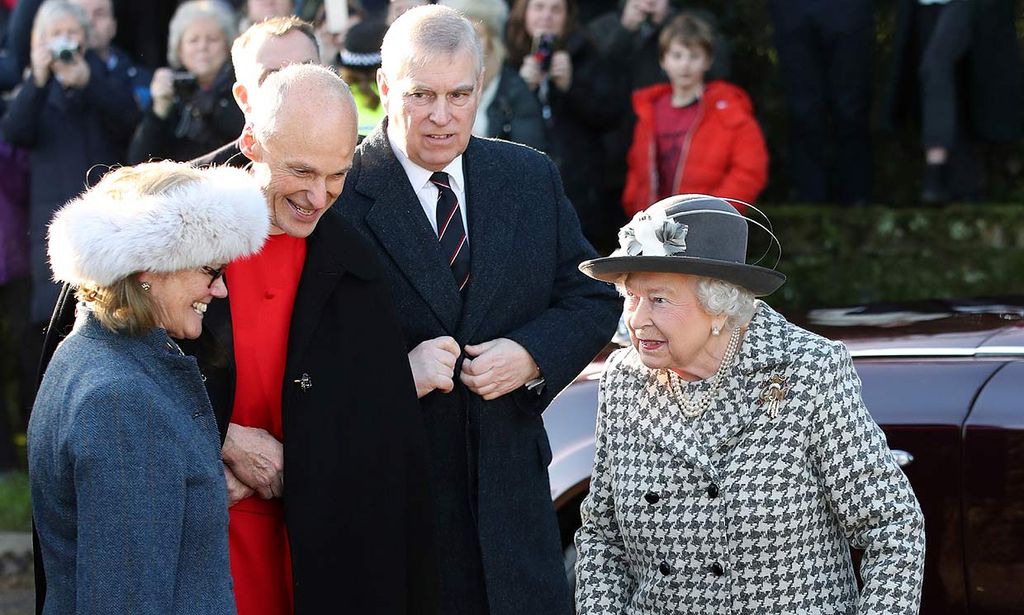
[{"xmin": 755, "ymin": 204, "xmax": 1024, "ymax": 313}]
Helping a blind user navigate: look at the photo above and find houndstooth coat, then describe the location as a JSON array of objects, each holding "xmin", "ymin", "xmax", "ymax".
[{"xmin": 575, "ymin": 302, "xmax": 926, "ymax": 614}]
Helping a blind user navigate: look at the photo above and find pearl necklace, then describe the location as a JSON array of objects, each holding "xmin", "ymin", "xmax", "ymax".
[{"xmin": 670, "ymin": 326, "xmax": 742, "ymax": 419}]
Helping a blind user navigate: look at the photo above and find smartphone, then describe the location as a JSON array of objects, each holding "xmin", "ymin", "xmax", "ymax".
[{"xmin": 532, "ymin": 33, "xmax": 556, "ymax": 73}]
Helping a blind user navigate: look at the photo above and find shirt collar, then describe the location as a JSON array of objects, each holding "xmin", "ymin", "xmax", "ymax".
[{"xmin": 387, "ymin": 122, "xmax": 466, "ymax": 195}]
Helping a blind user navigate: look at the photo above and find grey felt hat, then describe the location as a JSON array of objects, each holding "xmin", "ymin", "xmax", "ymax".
[{"xmin": 579, "ymin": 194, "xmax": 785, "ymax": 296}]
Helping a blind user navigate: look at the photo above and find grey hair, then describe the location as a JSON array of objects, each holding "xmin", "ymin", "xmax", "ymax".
[
  {"xmin": 250, "ymin": 63, "xmax": 355, "ymax": 143},
  {"xmin": 439, "ymin": 0, "xmax": 508, "ymax": 64},
  {"xmin": 695, "ymin": 277, "xmax": 756, "ymax": 330},
  {"xmin": 167, "ymin": 0, "xmax": 238, "ymax": 69},
  {"xmin": 381, "ymin": 4, "xmax": 483, "ymax": 81},
  {"xmin": 32, "ymin": 0, "xmax": 90, "ymax": 43}
]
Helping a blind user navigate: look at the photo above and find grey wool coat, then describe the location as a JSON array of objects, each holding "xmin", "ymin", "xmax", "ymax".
[
  {"xmin": 575, "ymin": 302, "xmax": 926, "ymax": 614},
  {"xmin": 28, "ymin": 312, "xmax": 234, "ymax": 615},
  {"xmin": 339, "ymin": 122, "xmax": 622, "ymax": 615}
]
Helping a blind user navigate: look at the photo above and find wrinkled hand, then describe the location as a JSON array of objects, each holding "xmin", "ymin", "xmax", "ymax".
[
  {"xmin": 150, "ymin": 68, "xmax": 175, "ymax": 118},
  {"xmin": 222, "ymin": 423, "xmax": 284, "ymax": 500},
  {"xmin": 52, "ymin": 53, "xmax": 89, "ymax": 89},
  {"xmin": 519, "ymin": 55, "xmax": 543, "ymax": 91},
  {"xmin": 29, "ymin": 39, "xmax": 51, "ymax": 87},
  {"xmin": 409, "ymin": 336, "xmax": 460, "ymax": 398},
  {"xmin": 549, "ymin": 51, "xmax": 573, "ymax": 92},
  {"xmin": 223, "ymin": 463, "xmax": 255, "ymax": 507},
  {"xmin": 460, "ymin": 338, "xmax": 539, "ymax": 401}
]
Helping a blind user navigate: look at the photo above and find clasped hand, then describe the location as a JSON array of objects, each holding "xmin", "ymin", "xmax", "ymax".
[{"xmin": 409, "ymin": 336, "xmax": 539, "ymax": 401}]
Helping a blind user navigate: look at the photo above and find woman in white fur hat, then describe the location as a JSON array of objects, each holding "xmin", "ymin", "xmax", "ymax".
[{"xmin": 28, "ymin": 160, "xmax": 268, "ymax": 614}]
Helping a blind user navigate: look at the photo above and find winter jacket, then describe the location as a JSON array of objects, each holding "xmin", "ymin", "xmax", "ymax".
[{"xmin": 623, "ymin": 81, "xmax": 768, "ymax": 216}]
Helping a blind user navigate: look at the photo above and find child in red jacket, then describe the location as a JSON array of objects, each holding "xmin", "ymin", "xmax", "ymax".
[{"xmin": 622, "ymin": 13, "xmax": 768, "ymax": 216}]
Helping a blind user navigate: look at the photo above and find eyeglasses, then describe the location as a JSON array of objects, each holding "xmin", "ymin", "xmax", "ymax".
[{"xmin": 200, "ymin": 265, "xmax": 225, "ymax": 288}]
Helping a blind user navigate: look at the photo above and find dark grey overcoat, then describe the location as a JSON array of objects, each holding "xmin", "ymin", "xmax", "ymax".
[{"xmin": 339, "ymin": 123, "xmax": 622, "ymax": 615}]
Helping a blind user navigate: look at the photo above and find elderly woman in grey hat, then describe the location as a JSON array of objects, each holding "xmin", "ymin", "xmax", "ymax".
[
  {"xmin": 574, "ymin": 195, "xmax": 926, "ymax": 614},
  {"xmin": 29, "ymin": 161, "xmax": 268, "ymax": 614}
]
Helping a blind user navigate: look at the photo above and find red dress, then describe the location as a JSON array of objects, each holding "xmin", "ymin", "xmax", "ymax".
[{"xmin": 225, "ymin": 233, "xmax": 306, "ymax": 615}]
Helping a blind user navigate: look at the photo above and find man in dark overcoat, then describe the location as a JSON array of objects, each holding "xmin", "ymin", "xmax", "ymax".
[{"xmin": 338, "ymin": 6, "xmax": 621, "ymax": 615}]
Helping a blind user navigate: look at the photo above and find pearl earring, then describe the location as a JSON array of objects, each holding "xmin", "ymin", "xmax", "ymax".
[{"xmin": 712, "ymin": 326, "xmax": 721, "ymax": 336}]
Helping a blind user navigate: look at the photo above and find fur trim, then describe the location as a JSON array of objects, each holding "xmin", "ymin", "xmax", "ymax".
[{"xmin": 48, "ymin": 165, "xmax": 270, "ymax": 287}]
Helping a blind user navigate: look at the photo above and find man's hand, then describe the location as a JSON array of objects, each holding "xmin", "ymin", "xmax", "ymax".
[
  {"xmin": 409, "ymin": 336, "xmax": 460, "ymax": 398},
  {"xmin": 223, "ymin": 463, "xmax": 255, "ymax": 507},
  {"xmin": 460, "ymin": 338, "xmax": 540, "ymax": 401},
  {"xmin": 222, "ymin": 423, "xmax": 284, "ymax": 500}
]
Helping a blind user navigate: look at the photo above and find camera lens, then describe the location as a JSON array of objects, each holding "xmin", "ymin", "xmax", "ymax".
[{"xmin": 57, "ymin": 48, "xmax": 75, "ymax": 63}]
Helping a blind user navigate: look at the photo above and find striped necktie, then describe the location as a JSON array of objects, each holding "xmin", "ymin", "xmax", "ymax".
[{"xmin": 430, "ymin": 171, "xmax": 470, "ymax": 292}]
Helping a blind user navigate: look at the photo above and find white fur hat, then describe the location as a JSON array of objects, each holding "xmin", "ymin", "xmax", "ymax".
[{"xmin": 48, "ymin": 164, "xmax": 270, "ymax": 287}]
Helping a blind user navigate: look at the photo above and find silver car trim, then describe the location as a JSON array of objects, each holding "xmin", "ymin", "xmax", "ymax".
[{"xmin": 849, "ymin": 346, "xmax": 1024, "ymax": 359}]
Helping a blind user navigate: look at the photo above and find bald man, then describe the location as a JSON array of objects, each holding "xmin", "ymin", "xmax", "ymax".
[{"xmin": 184, "ymin": 63, "xmax": 438, "ymax": 615}]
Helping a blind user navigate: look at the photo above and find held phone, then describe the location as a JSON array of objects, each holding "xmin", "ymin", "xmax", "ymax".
[
  {"xmin": 324, "ymin": 0, "xmax": 349, "ymax": 33},
  {"xmin": 531, "ymin": 33, "xmax": 557, "ymax": 73}
]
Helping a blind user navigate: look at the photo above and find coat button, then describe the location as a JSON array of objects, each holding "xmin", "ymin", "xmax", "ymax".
[
  {"xmin": 706, "ymin": 483, "xmax": 719, "ymax": 498},
  {"xmin": 644, "ymin": 492, "xmax": 660, "ymax": 504},
  {"xmin": 709, "ymin": 562, "xmax": 725, "ymax": 576},
  {"xmin": 659, "ymin": 561, "xmax": 672, "ymax": 576}
]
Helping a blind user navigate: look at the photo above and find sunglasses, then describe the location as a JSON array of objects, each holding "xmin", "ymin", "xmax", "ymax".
[{"xmin": 201, "ymin": 265, "xmax": 225, "ymax": 288}]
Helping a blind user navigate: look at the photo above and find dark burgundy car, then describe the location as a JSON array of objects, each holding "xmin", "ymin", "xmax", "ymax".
[{"xmin": 543, "ymin": 299, "xmax": 1024, "ymax": 614}]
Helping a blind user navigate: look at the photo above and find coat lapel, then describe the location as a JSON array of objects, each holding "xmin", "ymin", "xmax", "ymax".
[
  {"xmin": 455, "ymin": 138, "xmax": 518, "ymax": 342},
  {"xmin": 694, "ymin": 302, "xmax": 793, "ymax": 455},
  {"xmin": 356, "ymin": 124, "xmax": 462, "ymax": 334},
  {"xmin": 284, "ymin": 212, "xmax": 377, "ymax": 402}
]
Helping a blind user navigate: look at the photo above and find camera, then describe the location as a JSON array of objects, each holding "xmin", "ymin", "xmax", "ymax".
[
  {"xmin": 48, "ymin": 36, "xmax": 80, "ymax": 64},
  {"xmin": 171, "ymin": 71, "xmax": 198, "ymax": 98},
  {"xmin": 532, "ymin": 33, "xmax": 556, "ymax": 73}
]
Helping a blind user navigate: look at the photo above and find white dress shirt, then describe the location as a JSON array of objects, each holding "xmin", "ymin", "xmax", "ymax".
[{"xmin": 387, "ymin": 123, "xmax": 470, "ymax": 241}]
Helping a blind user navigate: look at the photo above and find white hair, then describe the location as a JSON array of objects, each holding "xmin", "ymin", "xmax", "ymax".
[
  {"xmin": 167, "ymin": 0, "xmax": 238, "ymax": 68},
  {"xmin": 33, "ymin": 0, "xmax": 90, "ymax": 43},
  {"xmin": 381, "ymin": 4, "xmax": 483, "ymax": 81},
  {"xmin": 695, "ymin": 277, "xmax": 757, "ymax": 329},
  {"xmin": 250, "ymin": 63, "xmax": 355, "ymax": 143}
]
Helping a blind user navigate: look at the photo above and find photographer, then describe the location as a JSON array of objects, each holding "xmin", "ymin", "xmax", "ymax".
[
  {"xmin": 128, "ymin": 0, "xmax": 243, "ymax": 163},
  {"xmin": 506, "ymin": 0, "xmax": 623, "ymax": 252},
  {"xmin": 0, "ymin": 0, "xmax": 139, "ymax": 400}
]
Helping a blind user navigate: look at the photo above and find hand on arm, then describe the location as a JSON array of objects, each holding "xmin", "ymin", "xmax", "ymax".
[
  {"xmin": 408, "ymin": 336, "xmax": 461, "ymax": 398},
  {"xmin": 459, "ymin": 338, "xmax": 540, "ymax": 401},
  {"xmin": 221, "ymin": 422, "xmax": 284, "ymax": 500}
]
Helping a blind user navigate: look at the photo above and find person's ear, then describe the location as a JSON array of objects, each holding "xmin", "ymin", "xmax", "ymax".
[
  {"xmin": 239, "ymin": 122, "xmax": 262, "ymax": 163},
  {"xmin": 376, "ymin": 68, "xmax": 390, "ymax": 106},
  {"xmin": 232, "ymin": 82, "xmax": 250, "ymax": 114}
]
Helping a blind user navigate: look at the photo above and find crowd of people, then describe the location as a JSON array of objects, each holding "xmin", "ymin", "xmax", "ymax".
[{"xmin": 0, "ymin": 0, "xmax": 1001, "ymax": 611}]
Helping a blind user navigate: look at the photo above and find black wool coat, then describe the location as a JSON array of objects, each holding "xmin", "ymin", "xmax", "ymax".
[
  {"xmin": 181, "ymin": 209, "xmax": 440, "ymax": 615},
  {"xmin": 339, "ymin": 123, "xmax": 622, "ymax": 615}
]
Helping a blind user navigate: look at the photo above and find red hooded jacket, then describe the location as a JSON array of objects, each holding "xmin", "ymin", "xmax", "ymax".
[{"xmin": 622, "ymin": 80, "xmax": 768, "ymax": 215}]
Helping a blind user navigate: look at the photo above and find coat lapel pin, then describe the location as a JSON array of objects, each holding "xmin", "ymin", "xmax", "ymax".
[
  {"xmin": 758, "ymin": 374, "xmax": 790, "ymax": 418},
  {"xmin": 294, "ymin": 373, "xmax": 313, "ymax": 392}
]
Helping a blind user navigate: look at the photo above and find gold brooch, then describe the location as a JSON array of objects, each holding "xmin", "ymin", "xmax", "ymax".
[{"xmin": 759, "ymin": 374, "xmax": 790, "ymax": 418}]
